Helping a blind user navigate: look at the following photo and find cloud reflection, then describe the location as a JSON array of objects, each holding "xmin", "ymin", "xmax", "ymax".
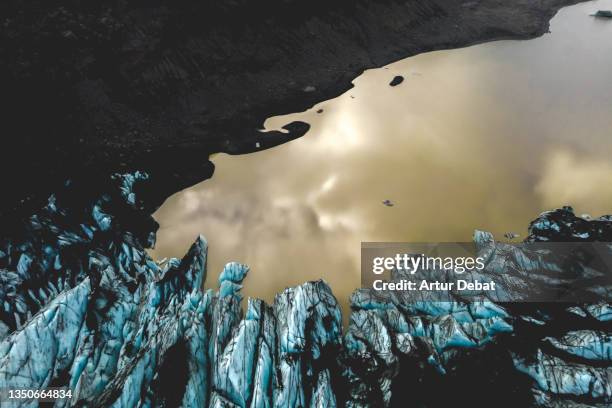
[{"xmin": 151, "ymin": 1, "xmax": 612, "ymax": 316}]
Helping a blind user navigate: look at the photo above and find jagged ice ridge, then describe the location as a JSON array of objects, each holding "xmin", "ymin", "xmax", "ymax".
[{"xmin": 0, "ymin": 174, "xmax": 610, "ymax": 407}]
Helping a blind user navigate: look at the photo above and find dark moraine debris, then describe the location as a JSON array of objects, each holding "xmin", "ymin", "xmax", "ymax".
[
  {"xmin": 0, "ymin": 0, "xmax": 587, "ymax": 223},
  {"xmin": 389, "ymin": 75, "xmax": 405, "ymax": 86}
]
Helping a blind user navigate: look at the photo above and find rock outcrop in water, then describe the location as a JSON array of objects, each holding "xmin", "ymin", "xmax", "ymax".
[{"xmin": 0, "ymin": 176, "xmax": 610, "ymax": 407}]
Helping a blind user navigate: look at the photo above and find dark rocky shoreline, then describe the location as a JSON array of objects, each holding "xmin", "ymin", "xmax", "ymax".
[{"xmin": 1, "ymin": 0, "xmax": 585, "ymax": 223}]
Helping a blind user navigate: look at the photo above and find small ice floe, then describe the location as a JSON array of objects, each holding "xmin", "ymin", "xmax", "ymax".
[
  {"xmin": 591, "ymin": 10, "xmax": 612, "ymax": 18},
  {"xmin": 504, "ymin": 232, "xmax": 520, "ymax": 240},
  {"xmin": 581, "ymin": 213, "xmax": 593, "ymax": 220},
  {"xmin": 255, "ymin": 142, "xmax": 261, "ymax": 148},
  {"xmin": 382, "ymin": 199, "xmax": 394, "ymax": 207},
  {"xmin": 303, "ymin": 85, "xmax": 316, "ymax": 92}
]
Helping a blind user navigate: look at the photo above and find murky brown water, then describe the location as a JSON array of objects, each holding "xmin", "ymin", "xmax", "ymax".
[{"xmin": 150, "ymin": 0, "xmax": 612, "ymax": 313}]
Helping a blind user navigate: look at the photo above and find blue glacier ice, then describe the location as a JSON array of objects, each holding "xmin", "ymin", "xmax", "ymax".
[{"xmin": 0, "ymin": 177, "xmax": 610, "ymax": 407}]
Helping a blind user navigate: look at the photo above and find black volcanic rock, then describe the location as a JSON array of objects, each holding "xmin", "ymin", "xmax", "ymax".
[
  {"xmin": 0, "ymin": 0, "xmax": 585, "ymax": 221},
  {"xmin": 389, "ymin": 76, "xmax": 404, "ymax": 87}
]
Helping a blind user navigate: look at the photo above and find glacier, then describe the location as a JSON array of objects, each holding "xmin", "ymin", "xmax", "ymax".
[{"xmin": 0, "ymin": 174, "xmax": 610, "ymax": 407}]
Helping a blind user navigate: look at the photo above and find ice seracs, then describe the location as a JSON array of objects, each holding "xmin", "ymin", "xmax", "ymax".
[{"xmin": 0, "ymin": 175, "xmax": 610, "ymax": 407}]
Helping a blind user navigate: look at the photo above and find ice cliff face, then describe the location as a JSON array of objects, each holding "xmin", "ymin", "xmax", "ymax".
[
  {"xmin": 0, "ymin": 176, "xmax": 610, "ymax": 407},
  {"xmin": 343, "ymin": 207, "xmax": 611, "ymax": 407},
  {"xmin": 0, "ymin": 174, "xmax": 344, "ymax": 407}
]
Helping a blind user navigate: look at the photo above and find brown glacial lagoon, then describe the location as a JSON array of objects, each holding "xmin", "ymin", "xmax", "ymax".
[{"xmin": 150, "ymin": 0, "xmax": 612, "ymax": 314}]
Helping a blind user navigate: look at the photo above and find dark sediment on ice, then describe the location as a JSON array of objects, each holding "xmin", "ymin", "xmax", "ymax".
[
  {"xmin": 0, "ymin": 174, "xmax": 610, "ymax": 407},
  {"xmin": 1, "ymin": 3, "xmax": 607, "ymax": 404}
]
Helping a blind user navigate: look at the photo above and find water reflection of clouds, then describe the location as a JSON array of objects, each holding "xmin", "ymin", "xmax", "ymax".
[
  {"xmin": 537, "ymin": 149, "xmax": 612, "ymax": 215},
  {"xmin": 151, "ymin": 1, "xmax": 612, "ymax": 313}
]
